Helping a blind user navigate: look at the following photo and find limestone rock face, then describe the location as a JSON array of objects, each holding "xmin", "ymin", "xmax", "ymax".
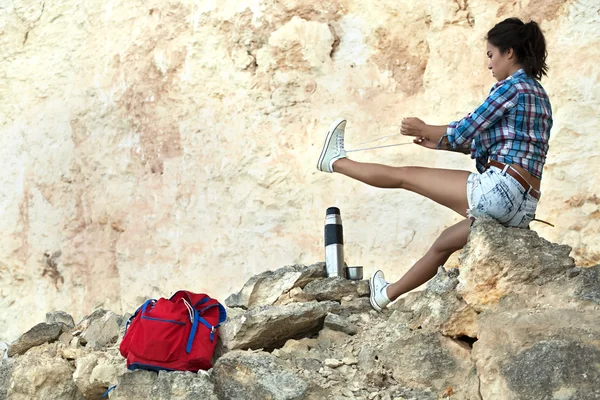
[
  {"xmin": 218, "ymin": 300, "xmax": 339, "ymax": 353},
  {"xmin": 458, "ymin": 216, "xmax": 575, "ymax": 311},
  {"xmin": 72, "ymin": 352, "xmax": 125, "ymax": 399},
  {"xmin": 7, "ymin": 344, "xmax": 85, "ymax": 400},
  {"xmin": 473, "ymin": 307, "xmax": 600, "ymax": 400},
  {"xmin": 110, "ymin": 370, "xmax": 217, "ymax": 400},
  {"xmin": 1, "ymin": 0, "xmax": 598, "ymax": 344},
  {"xmin": 225, "ymin": 263, "xmax": 326, "ymax": 309},
  {"xmin": 213, "ymin": 350, "xmax": 308, "ymax": 400},
  {"xmin": 390, "ymin": 267, "xmax": 478, "ymax": 338}
]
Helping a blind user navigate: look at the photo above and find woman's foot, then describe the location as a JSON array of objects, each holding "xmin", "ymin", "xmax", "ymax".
[
  {"xmin": 317, "ymin": 118, "xmax": 347, "ymax": 173},
  {"xmin": 369, "ymin": 270, "xmax": 391, "ymax": 311}
]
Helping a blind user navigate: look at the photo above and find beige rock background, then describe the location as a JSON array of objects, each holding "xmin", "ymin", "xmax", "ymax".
[{"xmin": 0, "ymin": 0, "xmax": 598, "ymax": 342}]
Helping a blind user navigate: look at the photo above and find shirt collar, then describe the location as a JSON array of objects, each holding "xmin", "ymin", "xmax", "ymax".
[
  {"xmin": 506, "ymin": 68, "xmax": 526, "ymax": 81},
  {"xmin": 492, "ymin": 68, "xmax": 526, "ymax": 90}
]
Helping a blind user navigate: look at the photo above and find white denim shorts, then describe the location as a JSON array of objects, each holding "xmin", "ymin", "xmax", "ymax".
[{"xmin": 466, "ymin": 166, "xmax": 539, "ymax": 228}]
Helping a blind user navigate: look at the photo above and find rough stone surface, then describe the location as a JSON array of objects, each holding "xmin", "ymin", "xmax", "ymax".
[
  {"xmin": 3, "ymin": 221, "xmax": 600, "ymax": 399},
  {"xmin": 473, "ymin": 307, "xmax": 600, "ymax": 400},
  {"xmin": 390, "ymin": 267, "xmax": 478, "ymax": 338},
  {"xmin": 7, "ymin": 344, "xmax": 85, "ymax": 400},
  {"xmin": 213, "ymin": 350, "xmax": 308, "ymax": 400},
  {"xmin": 110, "ymin": 370, "xmax": 157, "ymax": 400},
  {"xmin": 225, "ymin": 263, "xmax": 325, "ymax": 309},
  {"xmin": 72, "ymin": 352, "xmax": 124, "ymax": 399},
  {"xmin": 303, "ymin": 277, "xmax": 366, "ymax": 302},
  {"xmin": 0, "ymin": 341, "xmax": 7, "ymax": 359},
  {"xmin": 218, "ymin": 300, "xmax": 339, "ymax": 352},
  {"xmin": 46, "ymin": 311, "xmax": 76, "ymax": 329},
  {"xmin": 3, "ymin": 0, "xmax": 598, "ymax": 343},
  {"xmin": 7, "ymin": 322, "xmax": 63, "ymax": 357},
  {"xmin": 503, "ymin": 341, "xmax": 600, "ymax": 400},
  {"xmin": 0, "ymin": 358, "xmax": 14, "ymax": 400},
  {"xmin": 376, "ymin": 330, "xmax": 480, "ymax": 399},
  {"xmin": 573, "ymin": 264, "xmax": 600, "ymax": 304},
  {"xmin": 152, "ymin": 370, "xmax": 217, "ymax": 400},
  {"xmin": 324, "ymin": 313, "xmax": 358, "ymax": 336},
  {"xmin": 111, "ymin": 369, "xmax": 217, "ymax": 400},
  {"xmin": 80, "ymin": 311, "xmax": 123, "ymax": 350},
  {"xmin": 458, "ymin": 216, "xmax": 575, "ymax": 311}
]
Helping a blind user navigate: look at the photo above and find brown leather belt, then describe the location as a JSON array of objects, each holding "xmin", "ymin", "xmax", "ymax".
[{"xmin": 487, "ymin": 160, "xmax": 540, "ymax": 200}]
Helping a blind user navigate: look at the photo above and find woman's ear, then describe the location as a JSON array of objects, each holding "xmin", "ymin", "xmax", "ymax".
[{"xmin": 506, "ymin": 48, "xmax": 515, "ymax": 60}]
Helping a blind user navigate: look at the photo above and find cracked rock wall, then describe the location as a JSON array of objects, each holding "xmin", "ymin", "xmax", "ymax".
[{"xmin": 1, "ymin": 0, "xmax": 598, "ymax": 341}]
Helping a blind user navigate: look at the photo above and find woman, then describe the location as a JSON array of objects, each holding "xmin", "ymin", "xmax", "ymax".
[{"xmin": 316, "ymin": 18, "xmax": 552, "ymax": 311}]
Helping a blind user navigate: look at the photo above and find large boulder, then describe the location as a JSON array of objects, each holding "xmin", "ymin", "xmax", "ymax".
[
  {"xmin": 110, "ymin": 370, "xmax": 217, "ymax": 400},
  {"xmin": 458, "ymin": 216, "xmax": 574, "ymax": 311},
  {"xmin": 7, "ymin": 322, "xmax": 63, "ymax": 357},
  {"xmin": 225, "ymin": 263, "xmax": 326, "ymax": 309},
  {"xmin": 7, "ymin": 343, "xmax": 84, "ymax": 400},
  {"xmin": 72, "ymin": 351, "xmax": 124, "ymax": 398},
  {"xmin": 79, "ymin": 310, "xmax": 123, "ymax": 350},
  {"xmin": 213, "ymin": 350, "xmax": 308, "ymax": 400},
  {"xmin": 390, "ymin": 266, "xmax": 478, "ymax": 338},
  {"xmin": 473, "ymin": 307, "xmax": 600, "ymax": 400},
  {"xmin": 218, "ymin": 300, "xmax": 339, "ymax": 353}
]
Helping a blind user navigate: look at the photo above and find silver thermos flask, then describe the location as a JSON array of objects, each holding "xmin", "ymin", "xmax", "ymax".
[{"xmin": 324, "ymin": 207, "xmax": 344, "ymax": 277}]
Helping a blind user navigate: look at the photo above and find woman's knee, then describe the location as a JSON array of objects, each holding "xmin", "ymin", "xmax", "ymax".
[{"xmin": 430, "ymin": 221, "xmax": 470, "ymax": 254}]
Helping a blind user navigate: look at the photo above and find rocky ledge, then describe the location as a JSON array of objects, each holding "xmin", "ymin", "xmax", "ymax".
[{"xmin": 1, "ymin": 216, "xmax": 599, "ymax": 400}]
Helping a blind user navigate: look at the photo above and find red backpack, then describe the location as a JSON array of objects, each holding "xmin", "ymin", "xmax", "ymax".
[{"xmin": 119, "ymin": 290, "xmax": 227, "ymax": 372}]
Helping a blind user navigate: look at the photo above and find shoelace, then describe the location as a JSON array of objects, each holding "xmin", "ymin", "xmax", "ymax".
[
  {"xmin": 346, "ymin": 132, "xmax": 413, "ymax": 153},
  {"xmin": 336, "ymin": 132, "xmax": 344, "ymax": 152}
]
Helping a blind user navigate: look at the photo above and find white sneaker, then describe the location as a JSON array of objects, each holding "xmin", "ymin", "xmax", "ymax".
[
  {"xmin": 317, "ymin": 118, "xmax": 347, "ymax": 173},
  {"xmin": 369, "ymin": 270, "xmax": 391, "ymax": 312}
]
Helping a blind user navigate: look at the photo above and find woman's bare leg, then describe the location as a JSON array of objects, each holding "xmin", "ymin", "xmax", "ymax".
[
  {"xmin": 386, "ymin": 218, "xmax": 472, "ymax": 300},
  {"xmin": 333, "ymin": 158, "xmax": 471, "ymax": 217}
]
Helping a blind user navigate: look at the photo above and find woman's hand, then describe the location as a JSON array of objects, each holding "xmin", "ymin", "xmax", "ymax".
[
  {"xmin": 401, "ymin": 117, "xmax": 427, "ymax": 138},
  {"xmin": 413, "ymin": 136, "xmax": 439, "ymax": 149}
]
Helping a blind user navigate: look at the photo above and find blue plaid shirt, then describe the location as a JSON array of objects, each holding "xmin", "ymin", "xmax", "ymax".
[{"xmin": 438, "ymin": 69, "xmax": 552, "ymax": 179}]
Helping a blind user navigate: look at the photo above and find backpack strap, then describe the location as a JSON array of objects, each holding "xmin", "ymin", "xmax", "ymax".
[
  {"xmin": 185, "ymin": 303, "xmax": 228, "ymax": 353},
  {"xmin": 123, "ymin": 299, "xmax": 156, "ymax": 336}
]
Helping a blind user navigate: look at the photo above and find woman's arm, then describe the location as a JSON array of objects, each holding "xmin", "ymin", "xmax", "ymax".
[
  {"xmin": 401, "ymin": 118, "xmax": 470, "ymax": 154},
  {"xmin": 402, "ymin": 81, "xmax": 519, "ymax": 153}
]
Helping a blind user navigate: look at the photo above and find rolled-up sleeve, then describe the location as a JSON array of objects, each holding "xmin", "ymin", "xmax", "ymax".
[{"xmin": 437, "ymin": 82, "xmax": 519, "ymax": 149}]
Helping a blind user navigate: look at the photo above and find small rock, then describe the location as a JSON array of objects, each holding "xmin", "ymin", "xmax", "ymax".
[
  {"xmin": 356, "ymin": 280, "xmax": 370, "ymax": 297},
  {"xmin": 341, "ymin": 387, "xmax": 355, "ymax": 397},
  {"xmin": 57, "ymin": 347, "xmax": 80, "ymax": 360},
  {"xmin": 294, "ymin": 357, "xmax": 321, "ymax": 371},
  {"xmin": 567, "ymin": 267, "xmax": 581, "ymax": 278},
  {"xmin": 81, "ymin": 311, "xmax": 122, "ymax": 350},
  {"xmin": 342, "ymin": 356, "xmax": 358, "ymax": 366},
  {"xmin": 325, "ymin": 313, "xmax": 358, "ymax": 336},
  {"xmin": 58, "ymin": 332, "xmax": 72, "ymax": 344},
  {"xmin": 324, "ymin": 358, "xmax": 343, "ymax": 368},
  {"xmin": 46, "ymin": 311, "xmax": 75, "ymax": 329}
]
